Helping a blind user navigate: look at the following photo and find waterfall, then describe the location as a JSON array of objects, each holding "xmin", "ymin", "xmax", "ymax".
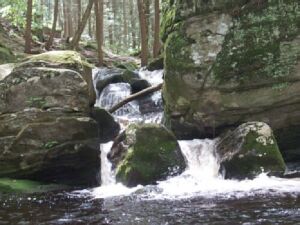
[{"xmin": 92, "ymin": 68, "xmax": 300, "ymax": 200}]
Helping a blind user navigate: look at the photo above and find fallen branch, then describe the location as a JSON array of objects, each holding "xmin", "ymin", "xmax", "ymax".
[{"xmin": 109, "ymin": 83, "xmax": 163, "ymax": 114}]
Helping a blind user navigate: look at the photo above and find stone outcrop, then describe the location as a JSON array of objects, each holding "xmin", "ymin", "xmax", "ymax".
[
  {"xmin": 161, "ymin": 0, "xmax": 300, "ymax": 162},
  {"xmin": 216, "ymin": 122, "xmax": 286, "ymax": 179},
  {"xmin": 0, "ymin": 51, "xmax": 108, "ymax": 187},
  {"xmin": 108, "ymin": 124, "xmax": 186, "ymax": 187}
]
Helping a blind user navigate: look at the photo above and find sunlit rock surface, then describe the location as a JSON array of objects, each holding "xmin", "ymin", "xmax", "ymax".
[{"xmin": 161, "ymin": 0, "xmax": 300, "ymax": 163}]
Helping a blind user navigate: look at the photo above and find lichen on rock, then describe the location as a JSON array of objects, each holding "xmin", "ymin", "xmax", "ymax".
[
  {"xmin": 216, "ymin": 122, "xmax": 286, "ymax": 179},
  {"xmin": 108, "ymin": 123, "xmax": 186, "ymax": 187}
]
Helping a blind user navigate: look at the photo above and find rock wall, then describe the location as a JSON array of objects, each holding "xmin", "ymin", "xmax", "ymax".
[{"xmin": 162, "ymin": 0, "xmax": 300, "ymax": 161}]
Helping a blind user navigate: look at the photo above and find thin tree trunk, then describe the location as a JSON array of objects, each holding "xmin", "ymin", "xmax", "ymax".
[
  {"xmin": 63, "ymin": 0, "xmax": 69, "ymax": 38},
  {"xmin": 137, "ymin": 0, "xmax": 148, "ymax": 66},
  {"xmin": 95, "ymin": 0, "xmax": 104, "ymax": 66},
  {"xmin": 77, "ymin": 0, "xmax": 82, "ymax": 29},
  {"xmin": 25, "ymin": 0, "xmax": 33, "ymax": 53},
  {"xmin": 69, "ymin": 0, "xmax": 94, "ymax": 50},
  {"xmin": 109, "ymin": 83, "xmax": 162, "ymax": 114},
  {"xmin": 153, "ymin": 0, "xmax": 160, "ymax": 58},
  {"xmin": 67, "ymin": 0, "xmax": 74, "ymax": 37},
  {"xmin": 45, "ymin": 0, "xmax": 59, "ymax": 50},
  {"xmin": 129, "ymin": 0, "xmax": 136, "ymax": 49},
  {"xmin": 122, "ymin": 0, "xmax": 128, "ymax": 49}
]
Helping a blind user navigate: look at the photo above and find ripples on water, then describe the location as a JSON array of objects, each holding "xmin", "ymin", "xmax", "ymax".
[{"xmin": 0, "ymin": 191, "xmax": 299, "ymax": 225}]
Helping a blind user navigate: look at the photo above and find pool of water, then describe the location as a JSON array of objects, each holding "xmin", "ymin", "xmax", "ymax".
[{"xmin": 0, "ymin": 191, "xmax": 299, "ymax": 225}]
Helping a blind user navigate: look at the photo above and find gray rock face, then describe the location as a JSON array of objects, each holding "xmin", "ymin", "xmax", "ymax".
[
  {"xmin": 216, "ymin": 122, "xmax": 286, "ymax": 179},
  {"xmin": 161, "ymin": 0, "xmax": 300, "ymax": 162},
  {"xmin": 0, "ymin": 51, "xmax": 103, "ymax": 187}
]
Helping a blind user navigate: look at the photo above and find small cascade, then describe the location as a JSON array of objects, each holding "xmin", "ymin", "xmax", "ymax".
[
  {"xmin": 100, "ymin": 142, "xmax": 115, "ymax": 186},
  {"xmin": 97, "ymin": 83, "xmax": 140, "ymax": 118},
  {"xmin": 92, "ymin": 67, "xmax": 300, "ymax": 200}
]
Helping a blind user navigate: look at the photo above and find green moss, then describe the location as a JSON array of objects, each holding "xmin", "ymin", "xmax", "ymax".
[
  {"xmin": 26, "ymin": 50, "xmax": 93, "ymax": 68},
  {"xmin": 116, "ymin": 124, "xmax": 185, "ymax": 186},
  {"xmin": 113, "ymin": 61, "xmax": 138, "ymax": 71},
  {"xmin": 213, "ymin": 0, "xmax": 300, "ymax": 84},
  {"xmin": 0, "ymin": 45, "xmax": 14, "ymax": 64},
  {"xmin": 0, "ymin": 178, "xmax": 68, "ymax": 194},
  {"xmin": 223, "ymin": 129, "xmax": 286, "ymax": 179}
]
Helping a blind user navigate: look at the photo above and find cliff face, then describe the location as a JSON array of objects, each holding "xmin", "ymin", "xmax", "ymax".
[{"xmin": 161, "ymin": 0, "xmax": 300, "ymax": 161}]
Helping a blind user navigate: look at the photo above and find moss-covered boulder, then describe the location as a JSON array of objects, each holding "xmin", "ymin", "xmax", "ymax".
[
  {"xmin": 21, "ymin": 51, "xmax": 96, "ymax": 105},
  {"xmin": 161, "ymin": 0, "xmax": 300, "ymax": 162},
  {"xmin": 216, "ymin": 122, "xmax": 286, "ymax": 179},
  {"xmin": 108, "ymin": 124, "xmax": 186, "ymax": 187},
  {"xmin": 0, "ymin": 51, "xmax": 103, "ymax": 187}
]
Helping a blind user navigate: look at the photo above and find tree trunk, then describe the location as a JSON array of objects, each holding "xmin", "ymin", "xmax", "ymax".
[
  {"xmin": 63, "ymin": 0, "xmax": 69, "ymax": 38},
  {"xmin": 24, "ymin": 0, "xmax": 33, "ymax": 53},
  {"xmin": 95, "ymin": 0, "xmax": 104, "ymax": 66},
  {"xmin": 122, "ymin": 0, "xmax": 128, "ymax": 49},
  {"xmin": 67, "ymin": 0, "xmax": 74, "ymax": 37},
  {"xmin": 109, "ymin": 83, "xmax": 162, "ymax": 114},
  {"xmin": 69, "ymin": 0, "xmax": 94, "ymax": 50},
  {"xmin": 129, "ymin": 0, "xmax": 136, "ymax": 49},
  {"xmin": 153, "ymin": 0, "xmax": 160, "ymax": 58},
  {"xmin": 137, "ymin": 0, "xmax": 148, "ymax": 66},
  {"xmin": 77, "ymin": 0, "xmax": 82, "ymax": 29},
  {"xmin": 45, "ymin": 0, "xmax": 59, "ymax": 50}
]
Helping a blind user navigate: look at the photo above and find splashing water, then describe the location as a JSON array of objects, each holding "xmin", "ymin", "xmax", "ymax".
[
  {"xmin": 93, "ymin": 138, "xmax": 300, "ymax": 199},
  {"xmin": 92, "ymin": 68, "xmax": 300, "ymax": 200}
]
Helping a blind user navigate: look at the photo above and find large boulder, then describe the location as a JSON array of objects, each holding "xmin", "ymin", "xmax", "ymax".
[
  {"xmin": 161, "ymin": 0, "xmax": 300, "ymax": 162},
  {"xmin": 216, "ymin": 122, "xmax": 286, "ymax": 179},
  {"xmin": 0, "ymin": 51, "xmax": 102, "ymax": 187},
  {"xmin": 108, "ymin": 124, "xmax": 186, "ymax": 187}
]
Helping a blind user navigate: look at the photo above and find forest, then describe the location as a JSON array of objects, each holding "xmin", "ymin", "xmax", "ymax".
[
  {"xmin": 0, "ymin": 0, "xmax": 161, "ymax": 67},
  {"xmin": 0, "ymin": 0, "xmax": 299, "ymax": 224}
]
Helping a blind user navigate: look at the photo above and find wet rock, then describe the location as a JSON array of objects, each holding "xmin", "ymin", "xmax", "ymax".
[
  {"xmin": 130, "ymin": 79, "xmax": 151, "ymax": 94},
  {"xmin": 216, "ymin": 122, "xmax": 286, "ymax": 179},
  {"xmin": 94, "ymin": 68, "xmax": 139, "ymax": 94},
  {"xmin": 91, "ymin": 107, "xmax": 120, "ymax": 143},
  {"xmin": 108, "ymin": 124, "xmax": 186, "ymax": 187}
]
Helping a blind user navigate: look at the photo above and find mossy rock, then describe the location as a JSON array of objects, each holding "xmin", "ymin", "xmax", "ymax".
[
  {"xmin": 0, "ymin": 44, "xmax": 15, "ymax": 64},
  {"xmin": 147, "ymin": 56, "xmax": 164, "ymax": 71},
  {"xmin": 0, "ymin": 178, "xmax": 69, "ymax": 194},
  {"xmin": 113, "ymin": 61, "xmax": 138, "ymax": 71},
  {"xmin": 217, "ymin": 122, "xmax": 286, "ymax": 179},
  {"xmin": 111, "ymin": 124, "xmax": 186, "ymax": 187}
]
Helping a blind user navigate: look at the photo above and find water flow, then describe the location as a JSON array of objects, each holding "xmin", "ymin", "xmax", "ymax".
[{"xmin": 93, "ymin": 68, "xmax": 300, "ymax": 200}]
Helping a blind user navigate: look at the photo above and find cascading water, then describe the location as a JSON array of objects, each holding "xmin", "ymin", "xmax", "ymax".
[{"xmin": 92, "ymin": 67, "xmax": 300, "ymax": 200}]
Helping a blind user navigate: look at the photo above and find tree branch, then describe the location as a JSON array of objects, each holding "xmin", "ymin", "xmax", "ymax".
[{"xmin": 109, "ymin": 83, "xmax": 163, "ymax": 114}]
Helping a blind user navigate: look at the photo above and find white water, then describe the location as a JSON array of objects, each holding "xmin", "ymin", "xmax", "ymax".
[
  {"xmin": 92, "ymin": 68, "xmax": 300, "ymax": 200},
  {"xmin": 94, "ymin": 138, "xmax": 300, "ymax": 199}
]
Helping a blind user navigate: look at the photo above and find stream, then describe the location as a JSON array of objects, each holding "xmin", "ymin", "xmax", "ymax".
[{"xmin": 0, "ymin": 68, "xmax": 299, "ymax": 225}]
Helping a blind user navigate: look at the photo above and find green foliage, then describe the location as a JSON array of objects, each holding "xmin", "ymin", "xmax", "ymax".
[
  {"xmin": 0, "ymin": 0, "xmax": 43, "ymax": 30},
  {"xmin": 26, "ymin": 96, "xmax": 46, "ymax": 109},
  {"xmin": 43, "ymin": 141, "xmax": 59, "ymax": 149}
]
